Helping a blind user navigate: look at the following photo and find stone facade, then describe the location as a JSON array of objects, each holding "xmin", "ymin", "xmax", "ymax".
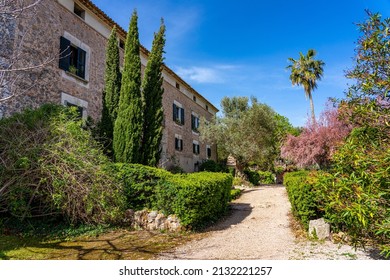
[{"xmin": 0, "ymin": 0, "xmax": 218, "ymax": 172}]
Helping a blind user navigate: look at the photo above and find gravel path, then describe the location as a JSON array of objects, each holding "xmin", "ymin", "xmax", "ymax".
[{"xmin": 159, "ymin": 185, "xmax": 380, "ymax": 260}]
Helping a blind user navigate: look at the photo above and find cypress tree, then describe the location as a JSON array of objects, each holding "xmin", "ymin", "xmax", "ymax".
[
  {"xmin": 141, "ymin": 19, "xmax": 166, "ymax": 166},
  {"xmin": 113, "ymin": 10, "xmax": 143, "ymax": 163},
  {"xmin": 101, "ymin": 25, "xmax": 121, "ymax": 151}
]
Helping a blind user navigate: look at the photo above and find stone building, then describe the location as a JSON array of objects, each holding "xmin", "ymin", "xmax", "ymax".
[{"xmin": 0, "ymin": 0, "xmax": 218, "ymax": 172}]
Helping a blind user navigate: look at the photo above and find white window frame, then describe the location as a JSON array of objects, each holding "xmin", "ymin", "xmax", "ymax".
[{"xmin": 61, "ymin": 31, "xmax": 91, "ymax": 87}]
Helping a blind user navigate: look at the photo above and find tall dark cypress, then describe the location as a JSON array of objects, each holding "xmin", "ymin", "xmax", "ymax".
[
  {"xmin": 113, "ymin": 10, "xmax": 143, "ymax": 163},
  {"xmin": 141, "ymin": 19, "xmax": 166, "ymax": 166},
  {"xmin": 101, "ymin": 26, "xmax": 121, "ymax": 150}
]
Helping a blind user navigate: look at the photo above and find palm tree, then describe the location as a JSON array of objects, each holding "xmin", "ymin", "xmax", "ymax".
[{"xmin": 287, "ymin": 49, "xmax": 325, "ymax": 123}]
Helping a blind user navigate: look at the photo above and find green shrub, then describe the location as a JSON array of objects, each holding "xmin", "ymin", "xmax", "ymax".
[
  {"xmin": 315, "ymin": 127, "xmax": 390, "ymax": 257},
  {"xmin": 157, "ymin": 172, "xmax": 233, "ymax": 229},
  {"xmin": 283, "ymin": 171, "xmax": 323, "ymax": 229},
  {"xmin": 108, "ymin": 164, "xmax": 233, "ymax": 229},
  {"xmin": 244, "ymin": 169, "xmax": 260, "ymax": 185},
  {"xmin": 0, "ymin": 104, "xmax": 126, "ymax": 226},
  {"xmin": 230, "ymin": 188, "xmax": 242, "ymax": 200},
  {"xmin": 199, "ymin": 160, "xmax": 228, "ymax": 172},
  {"xmin": 232, "ymin": 177, "xmax": 247, "ymax": 186},
  {"xmin": 258, "ymin": 171, "xmax": 275, "ymax": 184},
  {"xmin": 107, "ymin": 163, "xmax": 172, "ymax": 210}
]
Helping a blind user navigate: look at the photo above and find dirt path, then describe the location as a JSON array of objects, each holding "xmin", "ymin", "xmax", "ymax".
[{"xmin": 158, "ymin": 185, "xmax": 380, "ymax": 260}]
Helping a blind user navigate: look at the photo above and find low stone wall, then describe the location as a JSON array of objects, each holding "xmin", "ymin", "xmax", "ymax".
[{"xmin": 125, "ymin": 209, "xmax": 182, "ymax": 232}]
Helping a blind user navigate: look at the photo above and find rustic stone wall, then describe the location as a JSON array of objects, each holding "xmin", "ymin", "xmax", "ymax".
[
  {"xmin": 161, "ymin": 80, "xmax": 217, "ymax": 172},
  {"xmin": 1, "ymin": 0, "xmax": 217, "ymax": 172},
  {"xmin": 125, "ymin": 209, "xmax": 182, "ymax": 232}
]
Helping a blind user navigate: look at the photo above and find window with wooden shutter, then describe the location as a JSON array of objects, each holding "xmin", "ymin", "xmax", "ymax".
[
  {"xmin": 77, "ymin": 48, "xmax": 86, "ymax": 79},
  {"xmin": 60, "ymin": 36, "xmax": 87, "ymax": 80},
  {"xmin": 191, "ymin": 114, "xmax": 200, "ymax": 132},
  {"xmin": 59, "ymin": 36, "xmax": 71, "ymax": 71},
  {"xmin": 193, "ymin": 143, "xmax": 200, "ymax": 155},
  {"xmin": 173, "ymin": 103, "xmax": 185, "ymax": 125},
  {"xmin": 175, "ymin": 136, "xmax": 183, "ymax": 151}
]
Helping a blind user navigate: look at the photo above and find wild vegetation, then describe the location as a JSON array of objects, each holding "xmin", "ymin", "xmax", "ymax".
[
  {"xmin": 282, "ymin": 11, "xmax": 390, "ymax": 258},
  {"xmin": 0, "ymin": 105, "xmax": 125, "ymax": 226},
  {"xmin": 0, "ymin": 105, "xmax": 233, "ymax": 236}
]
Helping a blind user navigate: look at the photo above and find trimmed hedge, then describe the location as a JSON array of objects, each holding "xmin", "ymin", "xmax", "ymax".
[
  {"xmin": 283, "ymin": 171, "xmax": 323, "ymax": 229},
  {"xmin": 110, "ymin": 163, "xmax": 233, "ymax": 229},
  {"xmin": 199, "ymin": 160, "xmax": 229, "ymax": 173},
  {"xmin": 107, "ymin": 163, "xmax": 171, "ymax": 210},
  {"xmin": 158, "ymin": 172, "xmax": 233, "ymax": 229}
]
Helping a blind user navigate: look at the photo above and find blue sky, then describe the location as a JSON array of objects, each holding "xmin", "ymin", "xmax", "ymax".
[{"xmin": 92, "ymin": 0, "xmax": 390, "ymax": 127}]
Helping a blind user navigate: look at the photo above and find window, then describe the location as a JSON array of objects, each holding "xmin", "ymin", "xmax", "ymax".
[
  {"xmin": 61, "ymin": 92, "xmax": 88, "ymax": 120},
  {"xmin": 193, "ymin": 95, "xmax": 196, "ymax": 102},
  {"xmin": 119, "ymin": 39, "xmax": 125, "ymax": 49},
  {"xmin": 191, "ymin": 114, "xmax": 200, "ymax": 132},
  {"xmin": 59, "ymin": 36, "xmax": 87, "ymax": 79},
  {"xmin": 74, "ymin": 3, "xmax": 85, "ymax": 19},
  {"xmin": 193, "ymin": 141, "xmax": 200, "ymax": 155},
  {"xmin": 176, "ymin": 82, "xmax": 180, "ymax": 90},
  {"xmin": 173, "ymin": 103, "xmax": 184, "ymax": 125},
  {"xmin": 206, "ymin": 104, "xmax": 209, "ymax": 111},
  {"xmin": 175, "ymin": 136, "xmax": 183, "ymax": 151},
  {"xmin": 65, "ymin": 101, "xmax": 83, "ymax": 119},
  {"xmin": 207, "ymin": 145, "xmax": 212, "ymax": 159}
]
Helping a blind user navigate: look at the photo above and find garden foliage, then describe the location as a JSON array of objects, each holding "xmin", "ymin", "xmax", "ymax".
[
  {"xmin": 110, "ymin": 163, "xmax": 233, "ymax": 229},
  {"xmin": 100, "ymin": 25, "xmax": 121, "ymax": 151},
  {"xmin": 281, "ymin": 106, "xmax": 352, "ymax": 169},
  {"xmin": 283, "ymin": 171, "xmax": 323, "ymax": 229},
  {"xmin": 113, "ymin": 10, "xmax": 143, "ymax": 163},
  {"xmin": 258, "ymin": 171, "xmax": 275, "ymax": 184},
  {"xmin": 0, "ymin": 105, "xmax": 125, "ymax": 225},
  {"xmin": 157, "ymin": 172, "xmax": 233, "ymax": 229},
  {"xmin": 140, "ymin": 20, "xmax": 166, "ymax": 166},
  {"xmin": 199, "ymin": 160, "xmax": 228, "ymax": 173},
  {"xmin": 315, "ymin": 128, "xmax": 390, "ymax": 256}
]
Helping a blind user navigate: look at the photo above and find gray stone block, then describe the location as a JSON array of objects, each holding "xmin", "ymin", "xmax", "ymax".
[{"xmin": 309, "ymin": 218, "xmax": 330, "ymax": 240}]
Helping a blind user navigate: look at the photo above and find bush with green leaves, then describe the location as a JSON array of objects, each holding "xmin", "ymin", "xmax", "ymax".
[
  {"xmin": 199, "ymin": 160, "xmax": 228, "ymax": 173},
  {"xmin": 315, "ymin": 127, "xmax": 390, "ymax": 257},
  {"xmin": 243, "ymin": 169, "xmax": 260, "ymax": 185},
  {"xmin": 107, "ymin": 163, "xmax": 171, "ymax": 210},
  {"xmin": 258, "ymin": 171, "xmax": 275, "ymax": 184},
  {"xmin": 283, "ymin": 171, "xmax": 323, "ymax": 229},
  {"xmin": 108, "ymin": 164, "xmax": 233, "ymax": 229},
  {"xmin": 0, "ymin": 104, "xmax": 126, "ymax": 226},
  {"xmin": 230, "ymin": 188, "xmax": 242, "ymax": 200},
  {"xmin": 157, "ymin": 172, "xmax": 233, "ymax": 229}
]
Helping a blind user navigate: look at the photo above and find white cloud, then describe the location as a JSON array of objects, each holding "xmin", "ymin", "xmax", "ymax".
[{"xmin": 176, "ymin": 66, "xmax": 225, "ymax": 83}]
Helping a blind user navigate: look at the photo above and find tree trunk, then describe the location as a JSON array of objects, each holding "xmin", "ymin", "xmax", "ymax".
[{"xmin": 309, "ymin": 94, "xmax": 316, "ymax": 124}]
